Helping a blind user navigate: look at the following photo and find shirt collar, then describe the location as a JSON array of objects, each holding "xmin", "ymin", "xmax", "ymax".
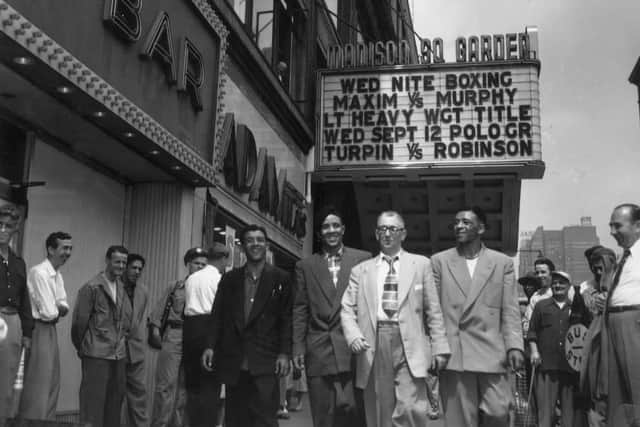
[
  {"xmin": 325, "ymin": 245, "xmax": 344, "ymax": 259},
  {"xmin": 43, "ymin": 258, "xmax": 58, "ymax": 277},
  {"xmin": 628, "ymin": 238, "xmax": 640, "ymax": 257},
  {"xmin": 376, "ymin": 249, "xmax": 403, "ymax": 265}
]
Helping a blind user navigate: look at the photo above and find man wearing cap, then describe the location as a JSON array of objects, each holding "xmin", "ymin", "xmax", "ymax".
[
  {"xmin": 183, "ymin": 243, "xmax": 229, "ymax": 427},
  {"xmin": 20, "ymin": 231, "xmax": 72, "ymax": 420},
  {"xmin": 150, "ymin": 247, "xmax": 208, "ymax": 427},
  {"xmin": 293, "ymin": 206, "xmax": 371, "ymax": 427},
  {"xmin": 528, "ymin": 270, "xmax": 577, "ymax": 427},
  {"xmin": 604, "ymin": 203, "xmax": 640, "ymax": 425},
  {"xmin": 0, "ymin": 204, "xmax": 33, "ymax": 419}
]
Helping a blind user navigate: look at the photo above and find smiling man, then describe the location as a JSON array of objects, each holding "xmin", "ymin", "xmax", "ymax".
[
  {"xmin": 431, "ymin": 207, "xmax": 524, "ymax": 427},
  {"xmin": 71, "ymin": 245, "xmax": 133, "ymax": 427},
  {"xmin": 605, "ymin": 203, "xmax": 640, "ymax": 424},
  {"xmin": 202, "ymin": 225, "xmax": 292, "ymax": 427},
  {"xmin": 341, "ymin": 210, "xmax": 450, "ymax": 427},
  {"xmin": 292, "ymin": 206, "xmax": 370, "ymax": 427},
  {"xmin": 528, "ymin": 271, "xmax": 577, "ymax": 427},
  {"xmin": 20, "ymin": 231, "xmax": 72, "ymax": 420}
]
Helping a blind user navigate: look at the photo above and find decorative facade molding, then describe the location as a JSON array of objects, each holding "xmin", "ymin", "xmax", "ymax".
[{"xmin": 0, "ymin": 0, "xmax": 230, "ymax": 186}]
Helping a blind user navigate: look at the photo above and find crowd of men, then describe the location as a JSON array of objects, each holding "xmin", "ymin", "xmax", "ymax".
[{"xmin": 0, "ymin": 201, "xmax": 638, "ymax": 427}]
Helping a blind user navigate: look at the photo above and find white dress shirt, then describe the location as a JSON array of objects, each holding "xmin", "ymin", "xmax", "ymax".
[
  {"xmin": 466, "ymin": 258, "xmax": 478, "ymax": 278},
  {"xmin": 184, "ymin": 264, "xmax": 221, "ymax": 316},
  {"xmin": 610, "ymin": 239, "xmax": 640, "ymax": 306},
  {"xmin": 103, "ymin": 274, "xmax": 117, "ymax": 303},
  {"xmin": 375, "ymin": 251, "xmax": 401, "ymax": 322},
  {"xmin": 27, "ymin": 259, "xmax": 68, "ymax": 321}
]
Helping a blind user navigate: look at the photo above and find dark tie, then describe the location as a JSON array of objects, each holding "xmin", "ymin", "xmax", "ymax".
[
  {"xmin": 382, "ymin": 256, "xmax": 399, "ymax": 319},
  {"xmin": 606, "ymin": 249, "xmax": 631, "ymax": 309}
]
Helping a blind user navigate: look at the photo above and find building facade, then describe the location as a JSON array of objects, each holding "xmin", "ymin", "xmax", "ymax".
[
  {"xmin": 0, "ymin": 0, "xmax": 335, "ymax": 415},
  {"xmin": 519, "ymin": 216, "xmax": 600, "ymax": 283}
]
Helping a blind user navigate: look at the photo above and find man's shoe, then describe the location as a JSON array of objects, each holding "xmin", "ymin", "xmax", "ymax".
[{"xmin": 277, "ymin": 406, "xmax": 290, "ymax": 419}]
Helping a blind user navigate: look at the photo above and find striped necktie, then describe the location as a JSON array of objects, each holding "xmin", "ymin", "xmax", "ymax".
[{"xmin": 382, "ymin": 256, "xmax": 399, "ymax": 319}]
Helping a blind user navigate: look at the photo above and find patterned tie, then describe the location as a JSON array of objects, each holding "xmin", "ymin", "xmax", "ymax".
[
  {"xmin": 327, "ymin": 253, "xmax": 342, "ymax": 287},
  {"xmin": 382, "ymin": 256, "xmax": 399, "ymax": 319}
]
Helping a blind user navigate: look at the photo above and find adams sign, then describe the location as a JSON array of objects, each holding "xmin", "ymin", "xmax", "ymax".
[{"xmin": 316, "ymin": 61, "xmax": 541, "ymax": 171}]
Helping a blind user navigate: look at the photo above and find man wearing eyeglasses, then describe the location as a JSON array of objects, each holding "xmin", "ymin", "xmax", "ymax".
[
  {"xmin": 431, "ymin": 207, "xmax": 524, "ymax": 427},
  {"xmin": 292, "ymin": 205, "xmax": 371, "ymax": 427},
  {"xmin": 341, "ymin": 210, "xmax": 450, "ymax": 427}
]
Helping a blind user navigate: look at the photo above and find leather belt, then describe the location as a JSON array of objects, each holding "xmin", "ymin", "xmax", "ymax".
[
  {"xmin": 0, "ymin": 306, "xmax": 18, "ymax": 315},
  {"xmin": 36, "ymin": 318, "xmax": 58, "ymax": 325},
  {"xmin": 166, "ymin": 320, "xmax": 183, "ymax": 329},
  {"xmin": 608, "ymin": 304, "xmax": 640, "ymax": 313}
]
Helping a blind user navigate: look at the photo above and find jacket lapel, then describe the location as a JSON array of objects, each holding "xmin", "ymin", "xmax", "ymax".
[
  {"xmin": 232, "ymin": 268, "xmax": 245, "ymax": 332},
  {"xmin": 310, "ymin": 253, "xmax": 336, "ymax": 305},
  {"xmin": 246, "ymin": 265, "xmax": 275, "ymax": 327},
  {"xmin": 362, "ymin": 259, "xmax": 378, "ymax": 330},
  {"xmin": 396, "ymin": 252, "xmax": 415, "ymax": 307},
  {"xmin": 462, "ymin": 248, "xmax": 496, "ymax": 314},
  {"xmin": 446, "ymin": 252, "xmax": 471, "ymax": 297},
  {"xmin": 333, "ymin": 248, "xmax": 354, "ymax": 309}
]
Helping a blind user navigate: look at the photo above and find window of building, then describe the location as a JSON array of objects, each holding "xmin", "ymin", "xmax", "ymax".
[
  {"xmin": 225, "ymin": 0, "xmax": 306, "ymax": 105},
  {"xmin": 204, "ymin": 194, "xmax": 298, "ymax": 272},
  {"xmin": 324, "ymin": 0, "xmax": 338, "ymax": 30},
  {"xmin": 227, "ymin": 0, "xmax": 248, "ymax": 24}
]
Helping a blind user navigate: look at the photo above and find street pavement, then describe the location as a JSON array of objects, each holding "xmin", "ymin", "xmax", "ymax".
[{"xmin": 279, "ymin": 394, "xmax": 446, "ymax": 427}]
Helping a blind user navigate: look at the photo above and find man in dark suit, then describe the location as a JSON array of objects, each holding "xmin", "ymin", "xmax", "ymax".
[
  {"xmin": 122, "ymin": 253, "xmax": 149, "ymax": 427},
  {"xmin": 292, "ymin": 206, "xmax": 370, "ymax": 427},
  {"xmin": 202, "ymin": 224, "xmax": 292, "ymax": 427}
]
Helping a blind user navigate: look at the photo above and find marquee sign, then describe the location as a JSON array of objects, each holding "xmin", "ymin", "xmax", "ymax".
[{"xmin": 316, "ymin": 61, "xmax": 541, "ymax": 170}]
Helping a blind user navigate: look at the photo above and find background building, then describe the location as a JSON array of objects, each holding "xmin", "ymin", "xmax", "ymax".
[{"xmin": 519, "ymin": 216, "xmax": 600, "ymax": 283}]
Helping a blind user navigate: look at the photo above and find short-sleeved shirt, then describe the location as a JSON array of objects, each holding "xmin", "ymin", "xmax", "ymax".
[{"xmin": 527, "ymin": 298, "xmax": 572, "ymax": 372}]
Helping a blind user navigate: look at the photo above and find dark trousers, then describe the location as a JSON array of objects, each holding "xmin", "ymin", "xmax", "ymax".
[
  {"xmin": 534, "ymin": 370, "xmax": 577, "ymax": 427},
  {"xmin": 125, "ymin": 359, "xmax": 148, "ymax": 427},
  {"xmin": 308, "ymin": 372, "xmax": 360, "ymax": 427},
  {"xmin": 184, "ymin": 315, "xmax": 221, "ymax": 427},
  {"xmin": 80, "ymin": 357, "xmax": 126, "ymax": 427},
  {"xmin": 226, "ymin": 370, "xmax": 279, "ymax": 427}
]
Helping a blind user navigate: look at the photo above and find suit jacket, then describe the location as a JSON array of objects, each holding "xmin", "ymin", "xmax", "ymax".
[
  {"xmin": 341, "ymin": 251, "xmax": 450, "ymax": 389},
  {"xmin": 125, "ymin": 281, "xmax": 149, "ymax": 364},
  {"xmin": 207, "ymin": 263, "xmax": 292, "ymax": 385},
  {"xmin": 431, "ymin": 245, "xmax": 523, "ymax": 374},
  {"xmin": 71, "ymin": 273, "xmax": 132, "ymax": 359},
  {"xmin": 293, "ymin": 246, "xmax": 371, "ymax": 376}
]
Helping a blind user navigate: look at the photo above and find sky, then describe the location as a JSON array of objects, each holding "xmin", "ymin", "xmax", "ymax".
[{"xmin": 412, "ymin": 0, "xmax": 640, "ymax": 251}]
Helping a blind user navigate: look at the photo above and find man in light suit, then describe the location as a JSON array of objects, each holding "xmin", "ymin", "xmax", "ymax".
[
  {"xmin": 341, "ymin": 210, "xmax": 450, "ymax": 427},
  {"xmin": 293, "ymin": 206, "xmax": 371, "ymax": 427},
  {"xmin": 431, "ymin": 207, "xmax": 524, "ymax": 427}
]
